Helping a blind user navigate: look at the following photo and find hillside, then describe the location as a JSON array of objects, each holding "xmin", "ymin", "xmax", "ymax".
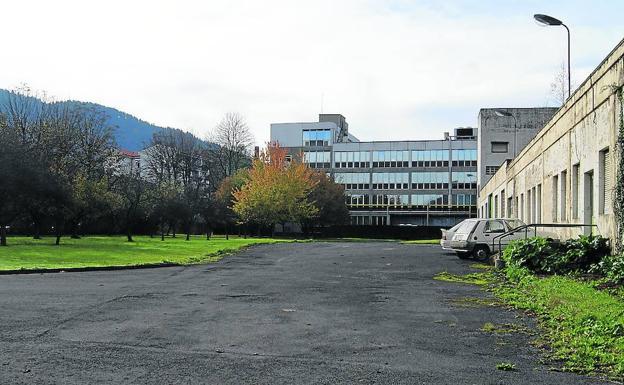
[{"xmin": 0, "ymin": 89, "xmax": 193, "ymax": 151}]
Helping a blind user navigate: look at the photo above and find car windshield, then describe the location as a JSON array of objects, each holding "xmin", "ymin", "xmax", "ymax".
[
  {"xmin": 455, "ymin": 220, "xmax": 477, "ymax": 234},
  {"xmin": 505, "ymin": 219, "xmax": 526, "ymax": 230}
]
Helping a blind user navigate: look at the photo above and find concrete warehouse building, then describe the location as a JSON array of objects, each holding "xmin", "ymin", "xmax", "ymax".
[
  {"xmin": 478, "ymin": 37, "xmax": 624, "ymax": 244},
  {"xmin": 271, "ymin": 114, "xmax": 479, "ymax": 227}
]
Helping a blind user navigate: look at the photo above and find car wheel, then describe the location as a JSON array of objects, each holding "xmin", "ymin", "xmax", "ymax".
[
  {"xmin": 472, "ymin": 245, "xmax": 490, "ymax": 261},
  {"xmin": 456, "ymin": 251, "xmax": 471, "ymax": 260}
]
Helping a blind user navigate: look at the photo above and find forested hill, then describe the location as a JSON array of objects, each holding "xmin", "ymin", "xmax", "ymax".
[{"xmin": 0, "ymin": 89, "xmax": 194, "ymax": 151}]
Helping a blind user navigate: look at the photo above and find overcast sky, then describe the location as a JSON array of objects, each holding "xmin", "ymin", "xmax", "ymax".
[{"xmin": 1, "ymin": 0, "xmax": 622, "ymax": 144}]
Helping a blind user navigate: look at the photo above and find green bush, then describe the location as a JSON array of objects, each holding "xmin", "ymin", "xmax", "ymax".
[
  {"xmin": 592, "ymin": 254, "xmax": 624, "ymax": 284},
  {"xmin": 502, "ymin": 235, "xmax": 610, "ymax": 275}
]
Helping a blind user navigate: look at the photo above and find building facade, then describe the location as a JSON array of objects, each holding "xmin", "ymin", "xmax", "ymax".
[
  {"xmin": 270, "ymin": 115, "xmax": 478, "ymax": 227},
  {"xmin": 477, "ymin": 108, "xmax": 558, "ymax": 191},
  {"xmin": 478, "ymin": 38, "xmax": 624, "ymax": 243}
]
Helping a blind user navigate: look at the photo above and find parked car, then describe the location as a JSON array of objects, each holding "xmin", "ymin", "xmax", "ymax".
[
  {"xmin": 440, "ymin": 222, "xmax": 462, "ymax": 251},
  {"xmin": 449, "ymin": 218, "xmax": 528, "ymax": 260}
]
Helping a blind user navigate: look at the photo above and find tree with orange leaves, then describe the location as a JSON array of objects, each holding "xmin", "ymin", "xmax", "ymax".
[{"xmin": 233, "ymin": 143, "xmax": 318, "ymax": 234}]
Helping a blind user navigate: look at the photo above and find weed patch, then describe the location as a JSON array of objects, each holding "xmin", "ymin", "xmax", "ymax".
[{"xmin": 433, "ymin": 271, "xmax": 493, "ymax": 286}]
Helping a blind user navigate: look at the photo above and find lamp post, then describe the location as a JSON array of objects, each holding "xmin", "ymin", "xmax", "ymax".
[
  {"xmin": 493, "ymin": 109, "xmax": 518, "ymax": 158},
  {"xmin": 534, "ymin": 13, "xmax": 571, "ymax": 99}
]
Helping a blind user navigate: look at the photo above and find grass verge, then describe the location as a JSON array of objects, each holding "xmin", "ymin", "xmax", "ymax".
[
  {"xmin": 494, "ymin": 266, "xmax": 624, "ymax": 377},
  {"xmin": 437, "ymin": 263, "xmax": 624, "ymax": 378},
  {"xmin": 0, "ymin": 236, "xmax": 286, "ymax": 272}
]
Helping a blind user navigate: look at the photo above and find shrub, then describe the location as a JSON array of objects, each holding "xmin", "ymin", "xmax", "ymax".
[
  {"xmin": 503, "ymin": 235, "xmax": 610, "ymax": 275},
  {"xmin": 592, "ymin": 254, "xmax": 624, "ymax": 284}
]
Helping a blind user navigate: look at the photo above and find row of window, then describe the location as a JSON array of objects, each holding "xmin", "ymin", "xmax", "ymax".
[
  {"xmin": 350, "ymin": 215, "xmax": 387, "ymax": 225},
  {"xmin": 346, "ymin": 193, "xmax": 477, "ymax": 207},
  {"xmin": 303, "ymin": 129, "xmax": 332, "ymax": 147},
  {"xmin": 319, "ymin": 149, "xmax": 477, "ymax": 169},
  {"xmin": 485, "ymin": 148, "xmax": 613, "ymax": 223},
  {"xmin": 334, "ymin": 172, "xmax": 477, "ymax": 190}
]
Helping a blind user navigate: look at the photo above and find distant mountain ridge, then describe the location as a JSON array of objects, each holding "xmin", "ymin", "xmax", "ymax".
[{"xmin": 0, "ymin": 89, "xmax": 194, "ymax": 151}]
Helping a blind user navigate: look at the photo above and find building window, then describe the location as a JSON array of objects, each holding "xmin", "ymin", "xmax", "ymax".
[
  {"xmin": 452, "ymin": 194, "xmax": 475, "ymax": 206},
  {"xmin": 500, "ymin": 189, "xmax": 505, "ymax": 218},
  {"xmin": 552, "ymin": 174, "xmax": 559, "ymax": 222},
  {"xmin": 507, "ymin": 196, "xmax": 513, "ymax": 218},
  {"xmin": 372, "ymin": 172, "xmax": 409, "ymax": 190},
  {"xmin": 494, "ymin": 194, "xmax": 499, "ymax": 218},
  {"xmin": 485, "ymin": 166, "xmax": 499, "ymax": 175},
  {"xmin": 600, "ymin": 148, "xmax": 612, "ymax": 214},
  {"xmin": 302, "ymin": 129, "xmax": 331, "ymax": 146},
  {"xmin": 346, "ymin": 194, "xmax": 370, "ymax": 207},
  {"xmin": 450, "ymin": 149, "xmax": 477, "ymax": 167},
  {"xmin": 411, "ymin": 149, "xmax": 450, "ymax": 168},
  {"xmin": 491, "ymin": 141, "xmax": 509, "ymax": 153},
  {"xmin": 451, "ymin": 171, "xmax": 477, "ymax": 190},
  {"xmin": 560, "ymin": 170, "xmax": 567, "ymax": 221},
  {"xmin": 410, "ymin": 171, "xmax": 449, "ymax": 190},
  {"xmin": 303, "ymin": 151, "xmax": 331, "ymax": 168},
  {"xmin": 572, "ymin": 163, "xmax": 580, "ymax": 219},
  {"xmin": 373, "ymin": 150, "xmax": 410, "ymax": 168},
  {"xmin": 334, "ymin": 151, "xmax": 370, "ymax": 168},
  {"xmin": 536, "ymin": 184, "xmax": 542, "ymax": 223},
  {"xmin": 412, "ymin": 193, "xmax": 448, "ymax": 207},
  {"xmin": 334, "ymin": 172, "xmax": 370, "ymax": 190}
]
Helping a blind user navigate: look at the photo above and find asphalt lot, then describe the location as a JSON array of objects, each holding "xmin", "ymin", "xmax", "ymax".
[{"xmin": 0, "ymin": 242, "xmax": 609, "ymax": 384}]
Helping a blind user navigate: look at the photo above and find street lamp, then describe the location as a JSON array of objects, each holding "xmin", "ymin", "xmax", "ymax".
[
  {"xmin": 534, "ymin": 13, "xmax": 571, "ymax": 99},
  {"xmin": 493, "ymin": 109, "xmax": 518, "ymax": 158}
]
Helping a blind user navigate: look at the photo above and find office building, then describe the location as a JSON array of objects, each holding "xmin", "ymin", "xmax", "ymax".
[{"xmin": 270, "ymin": 114, "xmax": 478, "ymax": 226}]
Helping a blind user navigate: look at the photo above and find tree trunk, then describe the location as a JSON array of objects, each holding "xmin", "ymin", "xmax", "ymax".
[
  {"xmin": 70, "ymin": 222, "xmax": 81, "ymax": 239},
  {"xmin": 225, "ymin": 224, "xmax": 229, "ymax": 240},
  {"xmin": 127, "ymin": 232, "xmax": 133, "ymax": 242},
  {"xmin": 0, "ymin": 226, "xmax": 7, "ymax": 246},
  {"xmin": 33, "ymin": 219, "xmax": 41, "ymax": 240},
  {"xmin": 172, "ymin": 225, "xmax": 176, "ymax": 238}
]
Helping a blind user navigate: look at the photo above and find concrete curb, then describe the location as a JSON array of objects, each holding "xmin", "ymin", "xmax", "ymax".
[{"xmin": 0, "ymin": 262, "xmax": 182, "ymax": 276}]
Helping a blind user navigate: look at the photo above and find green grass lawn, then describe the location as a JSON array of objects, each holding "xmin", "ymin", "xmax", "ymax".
[{"xmin": 0, "ymin": 236, "xmax": 285, "ymax": 271}]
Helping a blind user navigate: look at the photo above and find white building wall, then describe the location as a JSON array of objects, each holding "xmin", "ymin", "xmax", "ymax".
[{"xmin": 479, "ymin": 38, "xmax": 624, "ymax": 243}]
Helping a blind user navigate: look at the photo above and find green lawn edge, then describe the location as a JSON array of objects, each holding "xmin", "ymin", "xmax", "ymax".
[{"xmin": 0, "ymin": 236, "xmax": 290, "ymax": 272}]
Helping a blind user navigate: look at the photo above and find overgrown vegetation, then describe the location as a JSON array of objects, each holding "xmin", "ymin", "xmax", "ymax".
[
  {"xmin": 436, "ymin": 234, "xmax": 624, "ymax": 378},
  {"xmin": 496, "ymin": 362, "xmax": 516, "ymax": 371},
  {"xmin": 502, "ymin": 235, "xmax": 613, "ymax": 277},
  {"xmin": 495, "ymin": 265, "xmax": 624, "ymax": 377},
  {"xmin": 613, "ymin": 86, "xmax": 624, "ymax": 253}
]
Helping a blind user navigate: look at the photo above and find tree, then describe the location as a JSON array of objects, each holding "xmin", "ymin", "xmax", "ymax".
[
  {"xmin": 550, "ymin": 62, "xmax": 575, "ymax": 106},
  {"xmin": 207, "ymin": 112, "xmax": 253, "ymax": 185},
  {"xmin": 303, "ymin": 172, "xmax": 350, "ymax": 232},
  {"xmin": 111, "ymin": 170, "xmax": 152, "ymax": 242},
  {"xmin": 143, "ymin": 129, "xmax": 210, "ymax": 240},
  {"xmin": 232, "ymin": 144, "xmax": 317, "ymax": 235},
  {"xmin": 214, "ymin": 169, "xmax": 249, "ymax": 239}
]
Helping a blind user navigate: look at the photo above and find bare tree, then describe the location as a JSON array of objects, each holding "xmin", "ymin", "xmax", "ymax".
[
  {"xmin": 207, "ymin": 112, "xmax": 254, "ymax": 184},
  {"xmin": 550, "ymin": 62, "xmax": 574, "ymax": 106}
]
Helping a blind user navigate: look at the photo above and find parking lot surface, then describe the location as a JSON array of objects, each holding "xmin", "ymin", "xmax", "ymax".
[{"xmin": 0, "ymin": 242, "xmax": 608, "ymax": 384}]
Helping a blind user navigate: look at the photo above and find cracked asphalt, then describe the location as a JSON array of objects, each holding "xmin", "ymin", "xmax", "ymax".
[{"xmin": 0, "ymin": 242, "xmax": 610, "ymax": 384}]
